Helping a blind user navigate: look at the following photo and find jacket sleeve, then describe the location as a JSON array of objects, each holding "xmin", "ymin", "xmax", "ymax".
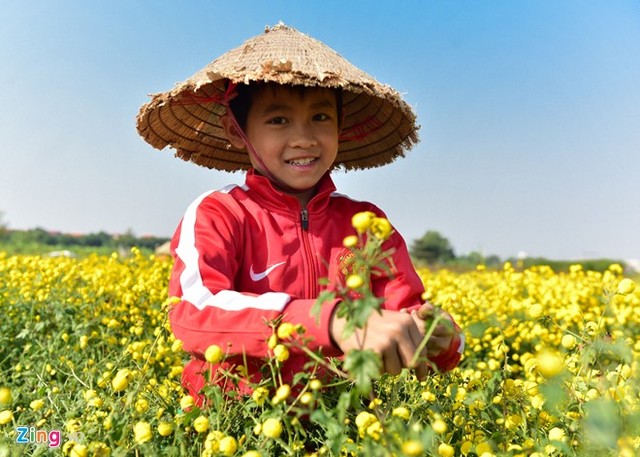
[
  {"xmin": 168, "ymin": 191, "xmax": 341, "ymax": 360},
  {"xmin": 370, "ymin": 210, "xmax": 463, "ymax": 372}
]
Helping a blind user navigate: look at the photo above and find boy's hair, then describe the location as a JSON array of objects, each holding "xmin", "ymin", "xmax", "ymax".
[{"xmin": 228, "ymin": 82, "xmax": 343, "ymax": 130}]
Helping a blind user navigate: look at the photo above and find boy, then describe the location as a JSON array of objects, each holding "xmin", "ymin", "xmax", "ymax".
[{"xmin": 137, "ymin": 24, "xmax": 463, "ymax": 402}]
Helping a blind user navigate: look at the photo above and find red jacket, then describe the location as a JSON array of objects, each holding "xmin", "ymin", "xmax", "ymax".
[{"xmin": 169, "ymin": 170, "xmax": 462, "ymax": 401}]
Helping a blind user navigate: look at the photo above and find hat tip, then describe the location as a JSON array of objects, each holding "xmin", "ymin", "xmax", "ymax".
[{"xmin": 265, "ymin": 21, "xmax": 292, "ymax": 33}]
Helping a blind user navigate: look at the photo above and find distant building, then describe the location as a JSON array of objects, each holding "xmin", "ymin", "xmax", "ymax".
[
  {"xmin": 47, "ymin": 250, "xmax": 77, "ymax": 258},
  {"xmin": 155, "ymin": 241, "xmax": 171, "ymax": 257},
  {"xmin": 626, "ymin": 259, "xmax": 640, "ymax": 273}
]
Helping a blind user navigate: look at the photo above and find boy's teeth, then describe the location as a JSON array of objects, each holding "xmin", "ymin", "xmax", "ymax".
[{"xmin": 288, "ymin": 158, "xmax": 315, "ymax": 165}]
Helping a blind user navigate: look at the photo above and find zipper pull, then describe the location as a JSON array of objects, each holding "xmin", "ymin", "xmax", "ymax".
[{"xmin": 300, "ymin": 208, "xmax": 309, "ymax": 231}]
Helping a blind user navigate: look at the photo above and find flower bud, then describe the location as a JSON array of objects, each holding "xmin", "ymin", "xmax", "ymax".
[
  {"xmin": 158, "ymin": 421, "xmax": 174, "ymax": 437},
  {"xmin": 351, "ymin": 211, "xmax": 376, "ymax": 233},
  {"xmin": 617, "ymin": 278, "xmax": 635, "ymax": 295},
  {"xmin": 193, "ymin": 415, "xmax": 210, "ymax": 433},
  {"xmin": 370, "ymin": 217, "xmax": 393, "ymax": 241},
  {"xmin": 276, "ymin": 322, "xmax": 295, "ymax": 339},
  {"xmin": 561, "ymin": 334, "xmax": 576, "ymax": 350},
  {"xmin": 204, "ymin": 345, "xmax": 224, "ymax": 364},
  {"xmin": 343, "ymin": 235, "xmax": 359, "ymax": 248},
  {"xmin": 346, "ymin": 274, "xmax": 365, "ymax": 290},
  {"xmin": 536, "ymin": 349, "xmax": 564, "ymax": 378},
  {"xmin": 111, "ymin": 368, "xmax": 132, "ymax": 392},
  {"xmin": 133, "ymin": 421, "xmax": 152, "ymax": 444},
  {"xmin": 262, "ymin": 418, "xmax": 283, "ymax": 438},
  {"xmin": 273, "ymin": 344, "xmax": 289, "ymax": 362}
]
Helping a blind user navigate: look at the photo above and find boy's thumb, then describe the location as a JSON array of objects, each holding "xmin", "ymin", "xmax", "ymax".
[{"xmin": 417, "ymin": 302, "xmax": 435, "ymax": 319}]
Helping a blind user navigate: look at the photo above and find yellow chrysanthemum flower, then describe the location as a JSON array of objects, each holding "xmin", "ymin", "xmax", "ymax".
[
  {"xmin": 617, "ymin": 278, "xmax": 636, "ymax": 295},
  {"xmin": 346, "ymin": 274, "xmax": 365, "ymax": 289},
  {"xmin": 157, "ymin": 421, "xmax": 174, "ymax": 437},
  {"xmin": 276, "ymin": 322, "xmax": 295, "ymax": 339},
  {"xmin": 111, "ymin": 368, "xmax": 132, "ymax": 392},
  {"xmin": 0, "ymin": 410, "xmax": 13, "ymax": 425},
  {"xmin": 218, "ymin": 436, "xmax": 238, "ymax": 456},
  {"xmin": 262, "ymin": 418, "xmax": 283, "ymax": 439},
  {"xmin": 193, "ymin": 416, "xmax": 210, "ymax": 433},
  {"xmin": 204, "ymin": 345, "xmax": 224, "ymax": 364},
  {"xmin": 133, "ymin": 421, "xmax": 152, "ymax": 444},
  {"xmin": 438, "ymin": 443, "xmax": 455, "ymax": 457},
  {"xmin": 0, "ymin": 388, "xmax": 13, "ymax": 406},
  {"xmin": 369, "ymin": 217, "xmax": 393, "ymax": 241},
  {"xmin": 351, "ymin": 211, "xmax": 376, "ymax": 233}
]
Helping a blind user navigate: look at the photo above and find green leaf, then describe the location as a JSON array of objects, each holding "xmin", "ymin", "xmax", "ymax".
[
  {"xmin": 310, "ymin": 407, "xmax": 349, "ymax": 456},
  {"xmin": 466, "ymin": 321, "xmax": 490, "ymax": 339},
  {"xmin": 583, "ymin": 399, "xmax": 622, "ymax": 449},
  {"xmin": 343, "ymin": 349, "xmax": 381, "ymax": 396},
  {"xmin": 349, "ymin": 296, "xmax": 383, "ymax": 329},
  {"xmin": 311, "ymin": 290, "xmax": 336, "ymax": 324},
  {"xmin": 541, "ymin": 381, "xmax": 569, "ymax": 412},
  {"xmin": 594, "ymin": 338, "xmax": 633, "ymax": 365}
]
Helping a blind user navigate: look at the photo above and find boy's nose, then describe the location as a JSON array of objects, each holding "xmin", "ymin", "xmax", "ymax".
[{"xmin": 289, "ymin": 123, "xmax": 317, "ymax": 148}]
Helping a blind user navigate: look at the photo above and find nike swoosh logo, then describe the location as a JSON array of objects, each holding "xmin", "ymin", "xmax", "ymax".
[{"xmin": 249, "ymin": 261, "xmax": 286, "ymax": 281}]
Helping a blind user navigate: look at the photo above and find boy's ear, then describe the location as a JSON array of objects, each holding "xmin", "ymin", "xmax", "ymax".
[{"xmin": 221, "ymin": 115, "xmax": 246, "ymax": 150}]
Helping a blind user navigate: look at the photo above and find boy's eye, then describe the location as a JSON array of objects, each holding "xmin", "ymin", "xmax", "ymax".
[
  {"xmin": 267, "ymin": 117, "xmax": 288, "ymax": 125},
  {"xmin": 313, "ymin": 113, "xmax": 331, "ymax": 121}
]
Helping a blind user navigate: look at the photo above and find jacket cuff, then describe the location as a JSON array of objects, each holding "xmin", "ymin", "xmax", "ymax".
[{"xmin": 282, "ymin": 298, "xmax": 342, "ymax": 357}]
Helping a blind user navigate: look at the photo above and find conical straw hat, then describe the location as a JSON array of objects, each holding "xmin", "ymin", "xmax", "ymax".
[{"xmin": 136, "ymin": 23, "xmax": 419, "ymax": 171}]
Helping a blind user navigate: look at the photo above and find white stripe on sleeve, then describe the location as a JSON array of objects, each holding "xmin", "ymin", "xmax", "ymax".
[
  {"xmin": 175, "ymin": 189, "xmax": 291, "ymax": 312},
  {"xmin": 457, "ymin": 333, "xmax": 466, "ymax": 354}
]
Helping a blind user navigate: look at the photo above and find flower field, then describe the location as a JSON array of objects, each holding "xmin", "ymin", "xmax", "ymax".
[{"xmin": 0, "ymin": 249, "xmax": 639, "ymax": 456}]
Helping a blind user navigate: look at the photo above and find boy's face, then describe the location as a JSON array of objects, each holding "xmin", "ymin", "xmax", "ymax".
[{"xmin": 227, "ymin": 85, "xmax": 340, "ymax": 193}]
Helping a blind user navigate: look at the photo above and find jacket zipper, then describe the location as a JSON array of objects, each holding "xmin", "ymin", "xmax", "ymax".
[{"xmin": 300, "ymin": 208, "xmax": 316, "ymax": 297}]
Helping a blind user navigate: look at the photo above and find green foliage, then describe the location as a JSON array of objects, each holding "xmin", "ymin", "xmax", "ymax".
[
  {"xmin": 0, "ymin": 253, "xmax": 639, "ymax": 455},
  {"xmin": 312, "ymin": 216, "xmax": 401, "ymax": 397},
  {"xmin": 0, "ymin": 227, "xmax": 168, "ymax": 256},
  {"xmin": 343, "ymin": 350, "xmax": 382, "ymax": 397},
  {"xmin": 583, "ymin": 399, "xmax": 623, "ymax": 449},
  {"xmin": 1, "ymin": 216, "xmax": 639, "ymax": 455},
  {"xmin": 0, "ymin": 212, "xmax": 7, "ymax": 242},
  {"xmin": 410, "ymin": 230, "xmax": 455, "ymax": 265},
  {"xmin": 515, "ymin": 257, "xmax": 629, "ymax": 274}
]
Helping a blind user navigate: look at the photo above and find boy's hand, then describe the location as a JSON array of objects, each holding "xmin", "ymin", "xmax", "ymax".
[
  {"xmin": 330, "ymin": 309, "xmax": 429, "ymax": 380},
  {"xmin": 409, "ymin": 302, "xmax": 456, "ymax": 358}
]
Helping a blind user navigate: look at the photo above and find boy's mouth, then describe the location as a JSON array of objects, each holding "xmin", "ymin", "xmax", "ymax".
[{"xmin": 286, "ymin": 157, "xmax": 317, "ymax": 166}]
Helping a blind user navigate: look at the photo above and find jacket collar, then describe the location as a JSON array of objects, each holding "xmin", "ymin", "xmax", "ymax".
[{"xmin": 244, "ymin": 169, "xmax": 337, "ymax": 213}]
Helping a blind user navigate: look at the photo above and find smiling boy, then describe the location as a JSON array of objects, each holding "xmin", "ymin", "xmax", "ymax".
[
  {"xmin": 137, "ymin": 24, "xmax": 463, "ymax": 402},
  {"xmin": 224, "ymin": 84, "xmax": 341, "ymax": 205}
]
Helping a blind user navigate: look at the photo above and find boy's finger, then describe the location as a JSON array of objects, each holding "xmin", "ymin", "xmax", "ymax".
[
  {"xmin": 414, "ymin": 362, "xmax": 428, "ymax": 381},
  {"xmin": 406, "ymin": 321, "xmax": 428, "ymax": 366},
  {"xmin": 426, "ymin": 333, "xmax": 455, "ymax": 357},
  {"xmin": 417, "ymin": 302, "xmax": 435, "ymax": 319},
  {"xmin": 409, "ymin": 310, "xmax": 426, "ymax": 334},
  {"xmin": 431, "ymin": 321, "xmax": 455, "ymax": 337},
  {"xmin": 383, "ymin": 346, "xmax": 403, "ymax": 376}
]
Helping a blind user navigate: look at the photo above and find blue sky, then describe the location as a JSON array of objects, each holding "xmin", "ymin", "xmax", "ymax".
[{"xmin": 1, "ymin": 1, "xmax": 639, "ymax": 262}]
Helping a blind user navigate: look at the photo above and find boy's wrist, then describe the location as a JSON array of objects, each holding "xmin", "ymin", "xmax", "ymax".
[{"xmin": 285, "ymin": 298, "xmax": 342, "ymax": 356}]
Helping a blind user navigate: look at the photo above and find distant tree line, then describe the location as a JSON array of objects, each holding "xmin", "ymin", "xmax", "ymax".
[
  {"xmin": 410, "ymin": 230, "xmax": 501, "ymax": 269},
  {"xmin": 0, "ymin": 226, "xmax": 169, "ymax": 254},
  {"xmin": 0, "ymin": 211, "xmax": 627, "ymax": 273},
  {"xmin": 409, "ymin": 230, "xmax": 627, "ymax": 273}
]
